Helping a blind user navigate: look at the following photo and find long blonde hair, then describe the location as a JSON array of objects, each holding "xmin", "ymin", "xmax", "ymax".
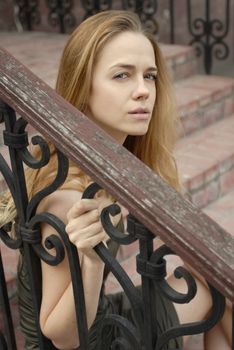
[{"xmin": 0, "ymin": 10, "xmax": 180, "ymax": 227}]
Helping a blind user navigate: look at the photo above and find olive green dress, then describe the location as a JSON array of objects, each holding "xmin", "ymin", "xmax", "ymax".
[{"xmin": 17, "ymin": 238, "xmax": 183, "ymax": 350}]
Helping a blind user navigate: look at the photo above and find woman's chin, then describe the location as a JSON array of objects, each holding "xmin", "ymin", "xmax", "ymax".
[{"xmin": 129, "ymin": 128, "xmax": 149, "ymax": 137}]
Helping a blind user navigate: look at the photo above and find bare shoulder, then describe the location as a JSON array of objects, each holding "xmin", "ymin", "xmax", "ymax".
[{"xmin": 37, "ymin": 189, "xmax": 83, "ymax": 224}]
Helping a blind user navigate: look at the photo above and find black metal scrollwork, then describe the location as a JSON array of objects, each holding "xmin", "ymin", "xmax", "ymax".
[
  {"xmin": 149, "ymin": 244, "xmax": 197, "ymax": 304},
  {"xmin": 127, "ymin": 214, "xmax": 226, "ymax": 350},
  {"xmin": 46, "ymin": 0, "xmax": 76, "ymax": 33},
  {"xmin": 82, "ymin": 184, "xmax": 225, "ymax": 349},
  {"xmin": 15, "ymin": 119, "xmax": 51, "ymax": 169},
  {"xmin": 82, "ymin": 183, "xmax": 144, "ymax": 344},
  {"xmin": 187, "ymin": 0, "xmax": 230, "ymax": 74},
  {"xmin": 97, "ymin": 314, "xmax": 142, "ymax": 350},
  {"xmin": 81, "ymin": 0, "xmax": 113, "ymax": 19},
  {"xmin": 0, "ymin": 100, "xmax": 83, "ymax": 348},
  {"xmin": 0, "ymin": 99, "xmax": 229, "ymax": 349},
  {"xmin": 122, "ymin": 0, "xmax": 158, "ymax": 34},
  {"xmin": 147, "ymin": 245, "xmax": 226, "ymax": 350},
  {"xmin": 15, "ymin": 0, "xmax": 41, "ymax": 30}
]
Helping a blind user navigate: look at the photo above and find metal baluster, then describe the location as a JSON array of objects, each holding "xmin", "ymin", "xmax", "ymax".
[
  {"xmin": 135, "ymin": 219, "xmax": 156, "ymax": 350},
  {"xmin": 1, "ymin": 103, "xmax": 50, "ymax": 348},
  {"xmin": 82, "ymin": 184, "xmax": 144, "ymax": 349},
  {"xmin": 14, "ymin": 0, "xmax": 40, "ymax": 31},
  {"xmin": 169, "ymin": 0, "xmax": 175, "ymax": 43}
]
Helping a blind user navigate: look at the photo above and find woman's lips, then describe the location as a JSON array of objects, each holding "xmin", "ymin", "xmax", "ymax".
[{"xmin": 128, "ymin": 108, "xmax": 150, "ymax": 120}]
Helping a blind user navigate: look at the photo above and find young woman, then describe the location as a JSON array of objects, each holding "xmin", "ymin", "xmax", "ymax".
[{"xmin": 0, "ymin": 10, "xmax": 232, "ymax": 350}]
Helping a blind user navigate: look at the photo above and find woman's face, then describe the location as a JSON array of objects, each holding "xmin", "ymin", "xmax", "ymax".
[{"xmin": 87, "ymin": 31, "xmax": 157, "ymax": 144}]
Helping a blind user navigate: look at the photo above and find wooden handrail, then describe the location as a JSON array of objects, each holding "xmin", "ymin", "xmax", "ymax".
[{"xmin": 0, "ymin": 47, "xmax": 233, "ymax": 302}]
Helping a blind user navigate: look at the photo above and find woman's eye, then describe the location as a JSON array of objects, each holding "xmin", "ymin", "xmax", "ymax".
[
  {"xmin": 114, "ymin": 72, "xmax": 129, "ymax": 80},
  {"xmin": 144, "ymin": 73, "xmax": 157, "ymax": 81}
]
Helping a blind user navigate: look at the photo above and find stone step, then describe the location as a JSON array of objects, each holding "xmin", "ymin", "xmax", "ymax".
[
  {"xmin": 160, "ymin": 43, "xmax": 198, "ymax": 81},
  {"xmin": 176, "ymin": 113, "xmax": 234, "ymax": 208},
  {"xmin": 176, "ymin": 75, "xmax": 234, "ymax": 137},
  {"xmin": 203, "ymin": 186, "xmax": 234, "ymax": 236},
  {"xmin": 0, "ymin": 32, "xmax": 197, "ymax": 86}
]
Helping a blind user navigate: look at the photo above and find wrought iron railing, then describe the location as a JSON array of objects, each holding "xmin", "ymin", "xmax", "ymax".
[
  {"xmin": 14, "ymin": 0, "xmax": 159, "ymax": 34},
  {"xmin": 170, "ymin": 0, "xmax": 231, "ymax": 74},
  {"xmin": 13, "ymin": 0, "xmax": 232, "ymax": 74},
  {"xmin": 0, "ymin": 48, "xmax": 233, "ymax": 349}
]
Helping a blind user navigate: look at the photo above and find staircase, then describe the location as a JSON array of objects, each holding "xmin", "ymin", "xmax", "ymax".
[{"xmin": 0, "ymin": 31, "xmax": 234, "ymax": 349}]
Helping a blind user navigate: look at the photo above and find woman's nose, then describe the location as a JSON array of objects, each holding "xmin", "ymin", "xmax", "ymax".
[{"xmin": 132, "ymin": 78, "xmax": 150, "ymax": 100}]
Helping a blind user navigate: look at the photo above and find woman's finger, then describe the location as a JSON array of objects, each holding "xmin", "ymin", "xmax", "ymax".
[
  {"xmin": 66, "ymin": 208, "xmax": 99, "ymax": 233},
  {"xmin": 67, "ymin": 199, "xmax": 98, "ymax": 221},
  {"xmin": 67, "ymin": 221, "xmax": 103, "ymax": 243},
  {"xmin": 73, "ymin": 231, "xmax": 107, "ymax": 250}
]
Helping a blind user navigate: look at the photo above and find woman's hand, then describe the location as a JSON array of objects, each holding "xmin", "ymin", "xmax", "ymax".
[{"xmin": 65, "ymin": 198, "xmax": 111, "ymax": 260}]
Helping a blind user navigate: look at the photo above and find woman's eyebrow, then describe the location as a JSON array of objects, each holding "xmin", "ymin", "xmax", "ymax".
[
  {"xmin": 109, "ymin": 64, "xmax": 135, "ymax": 70},
  {"xmin": 109, "ymin": 63, "xmax": 158, "ymax": 71},
  {"xmin": 147, "ymin": 67, "xmax": 158, "ymax": 73}
]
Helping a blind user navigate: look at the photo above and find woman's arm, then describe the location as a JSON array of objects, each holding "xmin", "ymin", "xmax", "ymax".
[{"xmin": 38, "ymin": 190, "xmax": 113, "ymax": 349}]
